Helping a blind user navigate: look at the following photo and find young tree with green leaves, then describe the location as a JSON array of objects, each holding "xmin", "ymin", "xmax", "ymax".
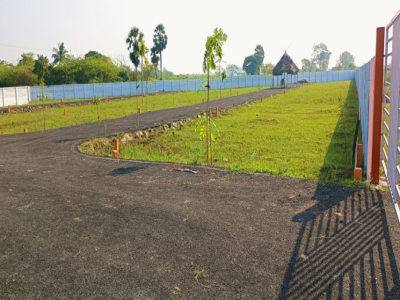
[
  {"xmin": 203, "ymin": 27, "xmax": 228, "ymax": 164},
  {"xmin": 139, "ymin": 40, "xmax": 150, "ymax": 96},
  {"xmin": 152, "ymin": 24, "xmax": 168, "ymax": 80}
]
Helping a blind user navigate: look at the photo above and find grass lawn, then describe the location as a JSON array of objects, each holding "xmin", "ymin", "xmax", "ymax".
[
  {"xmin": 0, "ymin": 86, "xmax": 265, "ymax": 134},
  {"xmin": 82, "ymin": 81, "xmax": 361, "ymax": 183}
]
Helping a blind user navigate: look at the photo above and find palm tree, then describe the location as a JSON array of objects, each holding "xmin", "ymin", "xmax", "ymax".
[
  {"xmin": 202, "ymin": 28, "xmax": 228, "ymax": 164},
  {"xmin": 126, "ymin": 27, "xmax": 143, "ymax": 99},
  {"xmin": 150, "ymin": 46, "xmax": 159, "ymax": 79},
  {"xmin": 52, "ymin": 42, "xmax": 69, "ymax": 64},
  {"xmin": 152, "ymin": 24, "xmax": 168, "ymax": 80}
]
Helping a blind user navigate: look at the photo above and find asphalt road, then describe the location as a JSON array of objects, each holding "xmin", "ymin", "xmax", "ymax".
[{"xmin": 1, "ymin": 87, "xmax": 400, "ymax": 299}]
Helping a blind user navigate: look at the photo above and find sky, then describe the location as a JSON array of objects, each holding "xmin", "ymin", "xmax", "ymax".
[{"xmin": 0, "ymin": 0, "xmax": 398, "ymax": 74}]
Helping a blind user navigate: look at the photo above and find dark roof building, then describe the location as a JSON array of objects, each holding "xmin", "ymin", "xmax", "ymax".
[{"xmin": 273, "ymin": 51, "xmax": 299, "ymax": 76}]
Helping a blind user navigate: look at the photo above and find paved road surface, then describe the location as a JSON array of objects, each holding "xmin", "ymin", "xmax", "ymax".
[{"xmin": 1, "ymin": 88, "xmax": 400, "ymax": 299}]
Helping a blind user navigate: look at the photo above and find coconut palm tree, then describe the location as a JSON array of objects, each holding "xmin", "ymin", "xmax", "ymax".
[
  {"xmin": 150, "ymin": 46, "xmax": 159, "ymax": 79},
  {"xmin": 52, "ymin": 42, "xmax": 69, "ymax": 64},
  {"xmin": 202, "ymin": 28, "xmax": 228, "ymax": 164},
  {"xmin": 126, "ymin": 27, "xmax": 143, "ymax": 98},
  {"xmin": 152, "ymin": 24, "xmax": 168, "ymax": 80},
  {"xmin": 126, "ymin": 27, "xmax": 144, "ymax": 133}
]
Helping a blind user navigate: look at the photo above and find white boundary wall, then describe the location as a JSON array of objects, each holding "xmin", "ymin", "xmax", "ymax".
[{"xmin": 0, "ymin": 87, "xmax": 31, "ymax": 107}]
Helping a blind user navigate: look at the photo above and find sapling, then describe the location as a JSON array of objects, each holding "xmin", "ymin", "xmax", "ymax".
[
  {"xmin": 37, "ymin": 80, "xmax": 50, "ymax": 130},
  {"xmin": 93, "ymin": 96, "xmax": 100, "ymax": 134},
  {"xmin": 202, "ymin": 28, "xmax": 228, "ymax": 164}
]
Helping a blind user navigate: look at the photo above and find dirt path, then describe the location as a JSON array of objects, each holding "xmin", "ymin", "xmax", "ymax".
[{"xmin": 1, "ymin": 87, "xmax": 400, "ymax": 299}]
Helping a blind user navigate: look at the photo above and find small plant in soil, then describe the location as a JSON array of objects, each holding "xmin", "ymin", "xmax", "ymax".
[{"xmin": 193, "ymin": 266, "xmax": 207, "ymax": 280}]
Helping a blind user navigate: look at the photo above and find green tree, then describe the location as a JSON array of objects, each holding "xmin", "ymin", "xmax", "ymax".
[
  {"xmin": 33, "ymin": 55, "xmax": 49, "ymax": 83},
  {"xmin": 226, "ymin": 64, "xmax": 239, "ymax": 77},
  {"xmin": 301, "ymin": 58, "xmax": 317, "ymax": 72},
  {"xmin": 52, "ymin": 42, "xmax": 69, "ymax": 64},
  {"xmin": 254, "ymin": 45, "xmax": 265, "ymax": 68},
  {"xmin": 150, "ymin": 46, "xmax": 160, "ymax": 79},
  {"xmin": 260, "ymin": 63, "xmax": 275, "ymax": 75},
  {"xmin": 84, "ymin": 51, "xmax": 107, "ymax": 59},
  {"xmin": 0, "ymin": 61, "xmax": 13, "ymax": 87},
  {"xmin": 126, "ymin": 26, "xmax": 143, "ymax": 98},
  {"xmin": 331, "ymin": 60, "xmax": 344, "ymax": 71},
  {"xmin": 338, "ymin": 51, "xmax": 355, "ymax": 70},
  {"xmin": 242, "ymin": 45, "xmax": 264, "ymax": 75},
  {"xmin": 311, "ymin": 43, "xmax": 331, "ymax": 71},
  {"xmin": 138, "ymin": 40, "xmax": 150, "ymax": 95},
  {"xmin": 202, "ymin": 27, "xmax": 228, "ymax": 164},
  {"xmin": 18, "ymin": 53, "xmax": 35, "ymax": 69},
  {"xmin": 152, "ymin": 24, "xmax": 168, "ymax": 80},
  {"xmin": 11, "ymin": 66, "xmax": 38, "ymax": 86},
  {"xmin": 242, "ymin": 55, "xmax": 259, "ymax": 75},
  {"xmin": 347, "ymin": 62, "xmax": 358, "ymax": 70}
]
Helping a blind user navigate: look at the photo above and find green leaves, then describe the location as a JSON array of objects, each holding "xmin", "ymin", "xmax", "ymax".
[
  {"xmin": 242, "ymin": 45, "xmax": 264, "ymax": 75},
  {"xmin": 52, "ymin": 42, "xmax": 69, "ymax": 64},
  {"xmin": 203, "ymin": 28, "xmax": 228, "ymax": 73},
  {"xmin": 126, "ymin": 27, "xmax": 143, "ymax": 69},
  {"xmin": 139, "ymin": 41, "xmax": 151, "ymax": 71},
  {"xmin": 221, "ymin": 70, "xmax": 227, "ymax": 82}
]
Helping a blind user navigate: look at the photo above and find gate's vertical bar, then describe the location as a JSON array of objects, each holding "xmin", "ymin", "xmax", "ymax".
[{"xmin": 371, "ymin": 27, "xmax": 385, "ymax": 184}]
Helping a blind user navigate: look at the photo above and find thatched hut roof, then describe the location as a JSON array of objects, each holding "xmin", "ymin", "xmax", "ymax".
[{"xmin": 273, "ymin": 51, "xmax": 299, "ymax": 75}]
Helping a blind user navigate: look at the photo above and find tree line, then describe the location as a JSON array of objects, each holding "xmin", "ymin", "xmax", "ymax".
[
  {"xmin": 300, "ymin": 43, "xmax": 358, "ymax": 72},
  {"xmin": 238, "ymin": 43, "xmax": 358, "ymax": 76},
  {"xmin": 0, "ymin": 24, "xmax": 171, "ymax": 88}
]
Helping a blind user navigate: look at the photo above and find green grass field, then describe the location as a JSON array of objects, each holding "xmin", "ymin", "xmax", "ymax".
[
  {"xmin": 0, "ymin": 86, "xmax": 265, "ymax": 134},
  {"xmin": 81, "ymin": 81, "xmax": 361, "ymax": 183}
]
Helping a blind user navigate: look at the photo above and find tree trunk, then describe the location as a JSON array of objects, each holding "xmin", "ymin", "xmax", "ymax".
[
  {"xmin": 207, "ymin": 59, "xmax": 211, "ymax": 165},
  {"xmin": 136, "ymin": 67, "xmax": 140, "ymax": 142},
  {"xmin": 160, "ymin": 51, "xmax": 163, "ymax": 81}
]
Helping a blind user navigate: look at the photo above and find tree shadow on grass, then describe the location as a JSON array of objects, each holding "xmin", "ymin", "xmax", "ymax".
[{"xmin": 279, "ymin": 81, "xmax": 400, "ymax": 299}]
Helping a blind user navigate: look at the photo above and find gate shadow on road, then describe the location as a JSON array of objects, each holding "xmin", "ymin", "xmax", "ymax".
[
  {"xmin": 279, "ymin": 80, "xmax": 400, "ymax": 299},
  {"xmin": 279, "ymin": 186, "xmax": 400, "ymax": 299}
]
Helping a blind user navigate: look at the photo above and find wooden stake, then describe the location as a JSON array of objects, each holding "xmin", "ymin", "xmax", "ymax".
[
  {"xmin": 8, "ymin": 105, "xmax": 10, "ymax": 113},
  {"xmin": 24, "ymin": 128, "xmax": 28, "ymax": 133},
  {"xmin": 64, "ymin": 108, "xmax": 67, "ymax": 115},
  {"xmin": 114, "ymin": 138, "xmax": 119, "ymax": 153}
]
